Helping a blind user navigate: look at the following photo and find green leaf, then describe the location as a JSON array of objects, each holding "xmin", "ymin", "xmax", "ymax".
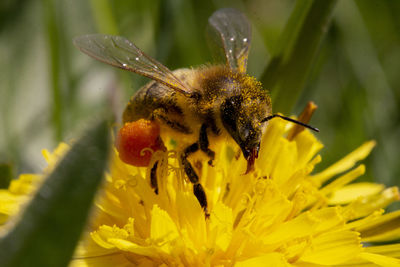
[
  {"xmin": 0, "ymin": 119, "xmax": 110, "ymax": 267},
  {"xmin": 260, "ymin": 0, "xmax": 338, "ymax": 114}
]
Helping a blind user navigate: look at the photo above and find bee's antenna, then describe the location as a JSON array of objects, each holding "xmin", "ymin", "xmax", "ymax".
[{"xmin": 261, "ymin": 114, "xmax": 319, "ymax": 132}]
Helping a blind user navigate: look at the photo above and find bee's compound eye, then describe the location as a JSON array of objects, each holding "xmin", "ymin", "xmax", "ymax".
[{"xmin": 116, "ymin": 119, "xmax": 165, "ymax": 167}]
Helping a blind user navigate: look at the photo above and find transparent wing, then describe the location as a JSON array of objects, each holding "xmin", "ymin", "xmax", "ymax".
[
  {"xmin": 208, "ymin": 8, "xmax": 252, "ymax": 73},
  {"xmin": 73, "ymin": 34, "xmax": 193, "ymax": 96}
]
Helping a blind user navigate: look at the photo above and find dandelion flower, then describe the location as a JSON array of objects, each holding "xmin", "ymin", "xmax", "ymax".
[{"xmin": 1, "ymin": 114, "xmax": 400, "ymax": 267}]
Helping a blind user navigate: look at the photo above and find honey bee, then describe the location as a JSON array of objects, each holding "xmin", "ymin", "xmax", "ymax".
[{"xmin": 74, "ymin": 8, "xmax": 318, "ymax": 215}]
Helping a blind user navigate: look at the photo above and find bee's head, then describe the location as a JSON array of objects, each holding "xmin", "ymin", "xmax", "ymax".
[{"xmin": 220, "ymin": 91, "xmax": 271, "ymax": 173}]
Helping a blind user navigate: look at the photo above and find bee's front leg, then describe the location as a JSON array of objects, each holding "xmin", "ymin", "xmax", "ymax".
[
  {"xmin": 180, "ymin": 143, "xmax": 209, "ymax": 217},
  {"xmin": 199, "ymin": 124, "xmax": 215, "ymax": 166}
]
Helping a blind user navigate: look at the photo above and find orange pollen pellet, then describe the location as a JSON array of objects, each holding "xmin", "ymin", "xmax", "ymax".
[{"xmin": 116, "ymin": 119, "xmax": 164, "ymax": 167}]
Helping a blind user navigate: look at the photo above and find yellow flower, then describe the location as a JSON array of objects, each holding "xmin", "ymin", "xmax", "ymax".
[{"xmin": 1, "ymin": 117, "xmax": 400, "ymax": 266}]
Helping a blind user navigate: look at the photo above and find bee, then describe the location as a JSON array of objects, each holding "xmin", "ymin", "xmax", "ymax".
[{"xmin": 73, "ymin": 8, "xmax": 318, "ymax": 216}]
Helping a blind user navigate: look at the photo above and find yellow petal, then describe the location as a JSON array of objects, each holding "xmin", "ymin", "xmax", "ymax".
[
  {"xmin": 74, "ymin": 234, "xmax": 116, "ymax": 259},
  {"xmin": 312, "ymin": 141, "xmax": 376, "ymax": 185},
  {"xmin": 262, "ymin": 207, "xmax": 343, "ymax": 245},
  {"xmin": 123, "ymin": 217, "xmax": 135, "ymax": 238},
  {"xmin": 74, "ymin": 235, "xmax": 131, "ymax": 267},
  {"xmin": 292, "ymin": 129, "xmax": 324, "ymax": 168},
  {"xmin": 69, "ymin": 252, "xmax": 132, "ymax": 267},
  {"xmin": 107, "ymin": 238, "xmax": 159, "ymax": 258},
  {"xmin": 150, "ymin": 205, "xmax": 179, "ymax": 244},
  {"xmin": 0, "ymin": 191, "xmax": 26, "ymax": 219},
  {"xmin": 91, "ymin": 225, "xmax": 129, "ymax": 249},
  {"xmin": 175, "ymin": 191, "xmax": 206, "ymax": 247},
  {"xmin": 356, "ymin": 210, "xmax": 400, "ymax": 242},
  {"xmin": 328, "ymin": 182, "xmax": 384, "ymax": 205},
  {"xmin": 365, "ymin": 244, "xmax": 400, "ymax": 259},
  {"xmin": 249, "ymin": 179, "xmax": 293, "ymax": 231},
  {"xmin": 321, "ymin": 164, "xmax": 365, "ymax": 196},
  {"xmin": 360, "ymin": 252, "xmax": 400, "ymax": 267},
  {"xmin": 41, "ymin": 142, "xmax": 69, "ymax": 168},
  {"xmin": 235, "ymin": 252, "xmax": 291, "ymax": 267},
  {"xmin": 344, "ymin": 187, "xmax": 400, "ymax": 220},
  {"xmin": 301, "ymin": 230, "xmax": 362, "ymax": 265},
  {"xmin": 8, "ymin": 174, "xmax": 42, "ymax": 195},
  {"xmin": 270, "ymin": 140, "xmax": 298, "ymax": 186},
  {"xmin": 258, "ymin": 118, "xmax": 287, "ymax": 175},
  {"xmin": 209, "ymin": 201, "xmax": 233, "ymax": 251}
]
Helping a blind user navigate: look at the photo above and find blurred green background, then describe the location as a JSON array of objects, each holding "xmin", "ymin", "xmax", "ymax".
[{"xmin": 0, "ymin": 0, "xmax": 399, "ymax": 193}]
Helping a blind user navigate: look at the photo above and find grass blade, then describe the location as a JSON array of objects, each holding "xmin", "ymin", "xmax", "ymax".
[
  {"xmin": 89, "ymin": 0, "xmax": 118, "ymax": 34},
  {"xmin": 42, "ymin": 0, "xmax": 63, "ymax": 141},
  {"xmin": 260, "ymin": 0, "xmax": 338, "ymax": 114}
]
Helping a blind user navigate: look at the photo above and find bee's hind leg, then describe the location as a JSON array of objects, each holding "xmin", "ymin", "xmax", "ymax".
[
  {"xmin": 150, "ymin": 161, "xmax": 159, "ymax": 194},
  {"xmin": 180, "ymin": 143, "xmax": 209, "ymax": 217},
  {"xmin": 199, "ymin": 124, "xmax": 215, "ymax": 166}
]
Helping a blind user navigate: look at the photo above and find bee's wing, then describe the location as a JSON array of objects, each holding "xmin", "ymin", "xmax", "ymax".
[
  {"xmin": 73, "ymin": 34, "xmax": 193, "ymax": 96},
  {"xmin": 208, "ymin": 8, "xmax": 251, "ymax": 73}
]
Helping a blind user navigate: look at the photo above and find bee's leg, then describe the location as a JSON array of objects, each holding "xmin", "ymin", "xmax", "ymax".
[
  {"xmin": 150, "ymin": 161, "xmax": 159, "ymax": 194},
  {"xmin": 181, "ymin": 143, "xmax": 209, "ymax": 217},
  {"xmin": 193, "ymin": 183, "xmax": 209, "ymax": 219},
  {"xmin": 152, "ymin": 109, "xmax": 192, "ymax": 134},
  {"xmin": 181, "ymin": 143, "xmax": 199, "ymax": 183},
  {"xmin": 199, "ymin": 124, "xmax": 215, "ymax": 166}
]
